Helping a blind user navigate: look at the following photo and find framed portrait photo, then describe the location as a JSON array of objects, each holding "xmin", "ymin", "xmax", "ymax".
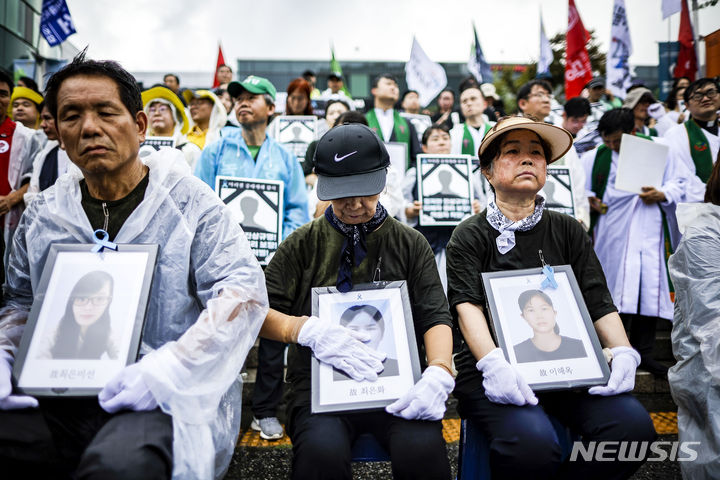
[
  {"xmin": 275, "ymin": 115, "xmax": 318, "ymax": 159},
  {"xmin": 12, "ymin": 244, "xmax": 158, "ymax": 397},
  {"xmin": 417, "ymin": 154, "xmax": 474, "ymax": 226},
  {"xmin": 541, "ymin": 167, "xmax": 575, "ymax": 217},
  {"xmin": 481, "ymin": 266, "xmax": 610, "ymax": 391},
  {"xmin": 216, "ymin": 176, "xmax": 284, "ymax": 265},
  {"xmin": 310, "ymin": 281, "xmax": 421, "ymax": 414}
]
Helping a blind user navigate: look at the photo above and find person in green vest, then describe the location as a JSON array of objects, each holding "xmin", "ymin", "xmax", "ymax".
[
  {"xmin": 581, "ymin": 108, "xmax": 693, "ymax": 377},
  {"xmin": 623, "ymin": 87, "xmax": 658, "ymax": 137},
  {"xmin": 366, "ymin": 73, "xmax": 421, "ymax": 170},
  {"xmin": 665, "ymin": 78, "xmax": 719, "ymax": 204},
  {"xmin": 449, "ymin": 83, "xmax": 494, "ymax": 156}
]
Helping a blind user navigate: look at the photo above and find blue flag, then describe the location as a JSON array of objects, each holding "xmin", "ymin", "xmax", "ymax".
[
  {"xmin": 40, "ymin": 0, "xmax": 77, "ymax": 47},
  {"xmin": 467, "ymin": 23, "xmax": 493, "ymax": 83}
]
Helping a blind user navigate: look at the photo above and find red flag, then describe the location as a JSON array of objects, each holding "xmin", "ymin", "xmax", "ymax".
[
  {"xmin": 673, "ymin": 0, "xmax": 697, "ymax": 81},
  {"xmin": 564, "ymin": 0, "xmax": 593, "ymax": 99},
  {"xmin": 212, "ymin": 44, "xmax": 226, "ymax": 88}
]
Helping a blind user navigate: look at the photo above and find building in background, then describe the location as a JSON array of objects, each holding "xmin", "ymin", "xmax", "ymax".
[{"xmin": 1, "ymin": 0, "xmax": 78, "ymax": 89}]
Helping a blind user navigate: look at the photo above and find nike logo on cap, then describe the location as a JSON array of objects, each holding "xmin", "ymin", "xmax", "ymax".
[{"xmin": 334, "ymin": 151, "xmax": 358, "ymax": 162}]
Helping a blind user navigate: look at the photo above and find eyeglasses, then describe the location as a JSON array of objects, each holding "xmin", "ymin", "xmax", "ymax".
[
  {"xmin": 689, "ymin": 88, "xmax": 718, "ymax": 102},
  {"xmin": 528, "ymin": 92, "xmax": 554, "ymax": 101},
  {"xmin": 73, "ymin": 296, "xmax": 111, "ymax": 306},
  {"xmin": 148, "ymin": 104, "xmax": 171, "ymax": 114}
]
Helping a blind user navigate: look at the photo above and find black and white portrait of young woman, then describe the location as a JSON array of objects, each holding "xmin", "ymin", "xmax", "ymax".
[{"xmin": 333, "ymin": 303, "xmax": 399, "ymax": 381}]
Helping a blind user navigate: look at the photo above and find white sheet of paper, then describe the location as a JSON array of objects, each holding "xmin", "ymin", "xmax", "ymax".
[
  {"xmin": 614, "ymin": 134, "xmax": 668, "ymax": 194},
  {"xmin": 384, "ymin": 142, "xmax": 407, "ymax": 174}
]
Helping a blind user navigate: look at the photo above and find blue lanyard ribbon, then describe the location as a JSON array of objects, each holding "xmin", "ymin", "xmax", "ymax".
[{"xmin": 92, "ymin": 229, "xmax": 118, "ymax": 253}]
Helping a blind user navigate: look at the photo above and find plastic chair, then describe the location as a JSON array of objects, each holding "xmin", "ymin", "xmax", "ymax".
[
  {"xmin": 457, "ymin": 416, "xmax": 576, "ymax": 479},
  {"xmin": 351, "ymin": 432, "xmax": 390, "ymax": 462}
]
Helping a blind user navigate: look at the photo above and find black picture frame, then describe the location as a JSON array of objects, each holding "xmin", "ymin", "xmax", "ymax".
[
  {"xmin": 481, "ymin": 266, "xmax": 610, "ymax": 391},
  {"xmin": 416, "ymin": 154, "xmax": 474, "ymax": 226},
  {"xmin": 215, "ymin": 176, "xmax": 284, "ymax": 265},
  {"xmin": 12, "ymin": 244, "xmax": 158, "ymax": 397},
  {"xmin": 310, "ymin": 281, "xmax": 421, "ymax": 414}
]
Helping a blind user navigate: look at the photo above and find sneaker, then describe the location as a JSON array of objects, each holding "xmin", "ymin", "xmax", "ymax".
[{"xmin": 251, "ymin": 416, "xmax": 284, "ymax": 440}]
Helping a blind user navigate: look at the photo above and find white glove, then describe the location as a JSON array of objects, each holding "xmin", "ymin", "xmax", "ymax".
[
  {"xmin": 298, "ymin": 315, "xmax": 386, "ymax": 382},
  {"xmin": 589, "ymin": 346, "xmax": 640, "ymax": 396},
  {"xmin": 0, "ymin": 350, "xmax": 38, "ymax": 410},
  {"xmin": 99, "ymin": 362, "xmax": 158, "ymax": 414},
  {"xmin": 475, "ymin": 348, "xmax": 538, "ymax": 406},
  {"xmin": 647, "ymin": 102, "xmax": 666, "ymax": 120},
  {"xmin": 385, "ymin": 365, "xmax": 454, "ymax": 421}
]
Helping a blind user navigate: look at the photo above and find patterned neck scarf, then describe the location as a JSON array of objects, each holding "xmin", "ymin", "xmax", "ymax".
[
  {"xmin": 325, "ymin": 203, "xmax": 388, "ymax": 292},
  {"xmin": 486, "ymin": 196, "xmax": 545, "ymax": 254}
]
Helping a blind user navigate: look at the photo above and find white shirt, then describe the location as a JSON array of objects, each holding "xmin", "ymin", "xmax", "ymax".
[{"xmin": 374, "ymin": 107, "xmax": 395, "ymax": 142}]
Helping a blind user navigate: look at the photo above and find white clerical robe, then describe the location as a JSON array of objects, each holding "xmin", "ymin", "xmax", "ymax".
[
  {"xmin": 581, "ymin": 146, "xmax": 690, "ymax": 320},
  {"xmin": 664, "ymin": 121, "xmax": 719, "ymax": 203}
]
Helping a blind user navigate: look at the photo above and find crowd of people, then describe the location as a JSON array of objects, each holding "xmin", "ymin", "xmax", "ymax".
[{"xmin": 0, "ymin": 50, "xmax": 718, "ymax": 479}]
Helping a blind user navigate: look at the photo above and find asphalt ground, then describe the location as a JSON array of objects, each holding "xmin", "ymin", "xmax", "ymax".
[{"xmin": 225, "ymin": 410, "xmax": 682, "ymax": 479}]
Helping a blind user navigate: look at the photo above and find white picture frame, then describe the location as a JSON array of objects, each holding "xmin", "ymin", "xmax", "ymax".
[
  {"xmin": 417, "ymin": 154, "xmax": 474, "ymax": 226},
  {"xmin": 310, "ymin": 281, "xmax": 421, "ymax": 414}
]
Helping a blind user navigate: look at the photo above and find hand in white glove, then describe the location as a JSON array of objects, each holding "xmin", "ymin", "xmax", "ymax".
[
  {"xmin": 647, "ymin": 102, "xmax": 666, "ymax": 120},
  {"xmin": 0, "ymin": 350, "xmax": 38, "ymax": 410},
  {"xmin": 476, "ymin": 348, "xmax": 538, "ymax": 406},
  {"xmin": 385, "ymin": 365, "xmax": 454, "ymax": 421},
  {"xmin": 99, "ymin": 363, "xmax": 158, "ymax": 414},
  {"xmin": 589, "ymin": 346, "xmax": 640, "ymax": 396},
  {"xmin": 298, "ymin": 315, "xmax": 386, "ymax": 382}
]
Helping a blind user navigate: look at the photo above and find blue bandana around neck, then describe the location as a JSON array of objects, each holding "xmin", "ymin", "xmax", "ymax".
[
  {"xmin": 486, "ymin": 196, "xmax": 545, "ymax": 254},
  {"xmin": 324, "ymin": 203, "xmax": 388, "ymax": 292}
]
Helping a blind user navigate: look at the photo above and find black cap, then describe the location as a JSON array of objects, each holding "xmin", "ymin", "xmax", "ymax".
[
  {"xmin": 313, "ymin": 124, "xmax": 390, "ymax": 201},
  {"xmin": 328, "ymin": 72, "xmax": 343, "ymax": 81},
  {"xmin": 586, "ymin": 77, "xmax": 605, "ymax": 89}
]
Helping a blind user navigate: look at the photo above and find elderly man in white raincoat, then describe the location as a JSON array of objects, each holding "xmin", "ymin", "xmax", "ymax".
[{"xmin": 0, "ymin": 53, "xmax": 267, "ymax": 479}]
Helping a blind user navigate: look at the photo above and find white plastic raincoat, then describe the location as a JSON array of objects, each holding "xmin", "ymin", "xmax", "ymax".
[
  {"xmin": 0, "ymin": 148, "xmax": 268, "ymax": 479},
  {"xmin": 668, "ymin": 203, "xmax": 720, "ymax": 479}
]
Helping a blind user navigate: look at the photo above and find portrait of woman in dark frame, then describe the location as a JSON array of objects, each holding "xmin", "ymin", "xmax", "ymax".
[
  {"xmin": 512, "ymin": 289, "xmax": 586, "ymax": 363},
  {"xmin": 47, "ymin": 270, "xmax": 119, "ymax": 360},
  {"xmin": 333, "ymin": 304, "xmax": 399, "ymax": 381}
]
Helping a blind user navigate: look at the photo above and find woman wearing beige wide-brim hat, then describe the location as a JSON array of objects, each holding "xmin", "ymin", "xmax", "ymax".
[{"xmin": 446, "ymin": 115, "xmax": 656, "ymax": 478}]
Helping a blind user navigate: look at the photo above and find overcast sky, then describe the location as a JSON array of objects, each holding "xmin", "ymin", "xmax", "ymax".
[{"xmin": 65, "ymin": 0, "xmax": 719, "ymax": 72}]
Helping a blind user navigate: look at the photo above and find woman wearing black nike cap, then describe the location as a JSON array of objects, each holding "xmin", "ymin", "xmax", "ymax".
[{"xmin": 261, "ymin": 123, "xmax": 455, "ymax": 479}]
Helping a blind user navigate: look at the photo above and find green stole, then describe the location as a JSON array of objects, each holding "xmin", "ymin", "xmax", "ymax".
[
  {"xmin": 366, "ymin": 109, "xmax": 411, "ymax": 169},
  {"xmin": 684, "ymin": 119, "xmax": 714, "ymax": 183},
  {"xmin": 589, "ymin": 134, "xmax": 674, "ymax": 292},
  {"xmin": 462, "ymin": 123, "xmax": 493, "ymax": 156}
]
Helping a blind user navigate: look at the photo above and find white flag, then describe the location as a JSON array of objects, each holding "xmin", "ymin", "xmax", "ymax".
[
  {"xmin": 607, "ymin": 0, "xmax": 633, "ymax": 99},
  {"xmin": 538, "ymin": 13, "xmax": 553, "ymax": 75},
  {"xmin": 661, "ymin": 0, "xmax": 682, "ymax": 19},
  {"xmin": 405, "ymin": 37, "xmax": 448, "ymax": 107}
]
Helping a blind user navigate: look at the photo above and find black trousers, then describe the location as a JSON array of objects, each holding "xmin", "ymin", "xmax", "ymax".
[
  {"xmin": 456, "ymin": 387, "xmax": 657, "ymax": 480},
  {"xmin": 621, "ymin": 313, "xmax": 661, "ymax": 360},
  {"xmin": 0, "ymin": 398, "xmax": 173, "ymax": 479},
  {"xmin": 251, "ymin": 338, "xmax": 286, "ymax": 418},
  {"xmin": 287, "ymin": 406, "xmax": 451, "ymax": 480}
]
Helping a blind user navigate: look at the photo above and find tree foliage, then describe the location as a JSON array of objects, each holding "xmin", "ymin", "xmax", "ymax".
[{"xmin": 494, "ymin": 30, "xmax": 607, "ymax": 112}]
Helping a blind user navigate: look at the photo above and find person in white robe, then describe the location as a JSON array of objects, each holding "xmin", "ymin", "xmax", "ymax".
[{"xmin": 582, "ymin": 108, "xmax": 692, "ymax": 377}]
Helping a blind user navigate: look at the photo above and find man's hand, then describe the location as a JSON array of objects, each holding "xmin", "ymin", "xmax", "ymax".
[
  {"xmin": 99, "ymin": 363, "xmax": 157, "ymax": 414},
  {"xmin": 0, "ymin": 196, "xmax": 11, "ymax": 216},
  {"xmin": 639, "ymin": 186, "xmax": 666, "ymax": 204},
  {"xmin": 588, "ymin": 196, "xmax": 605, "ymax": 213},
  {"xmin": 0, "ymin": 350, "xmax": 38, "ymax": 410},
  {"xmin": 405, "ymin": 201, "xmax": 422, "ymax": 219},
  {"xmin": 472, "ymin": 199, "xmax": 482, "ymax": 214}
]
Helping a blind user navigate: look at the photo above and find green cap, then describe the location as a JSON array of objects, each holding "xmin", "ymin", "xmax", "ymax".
[{"xmin": 227, "ymin": 75, "xmax": 277, "ymax": 102}]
